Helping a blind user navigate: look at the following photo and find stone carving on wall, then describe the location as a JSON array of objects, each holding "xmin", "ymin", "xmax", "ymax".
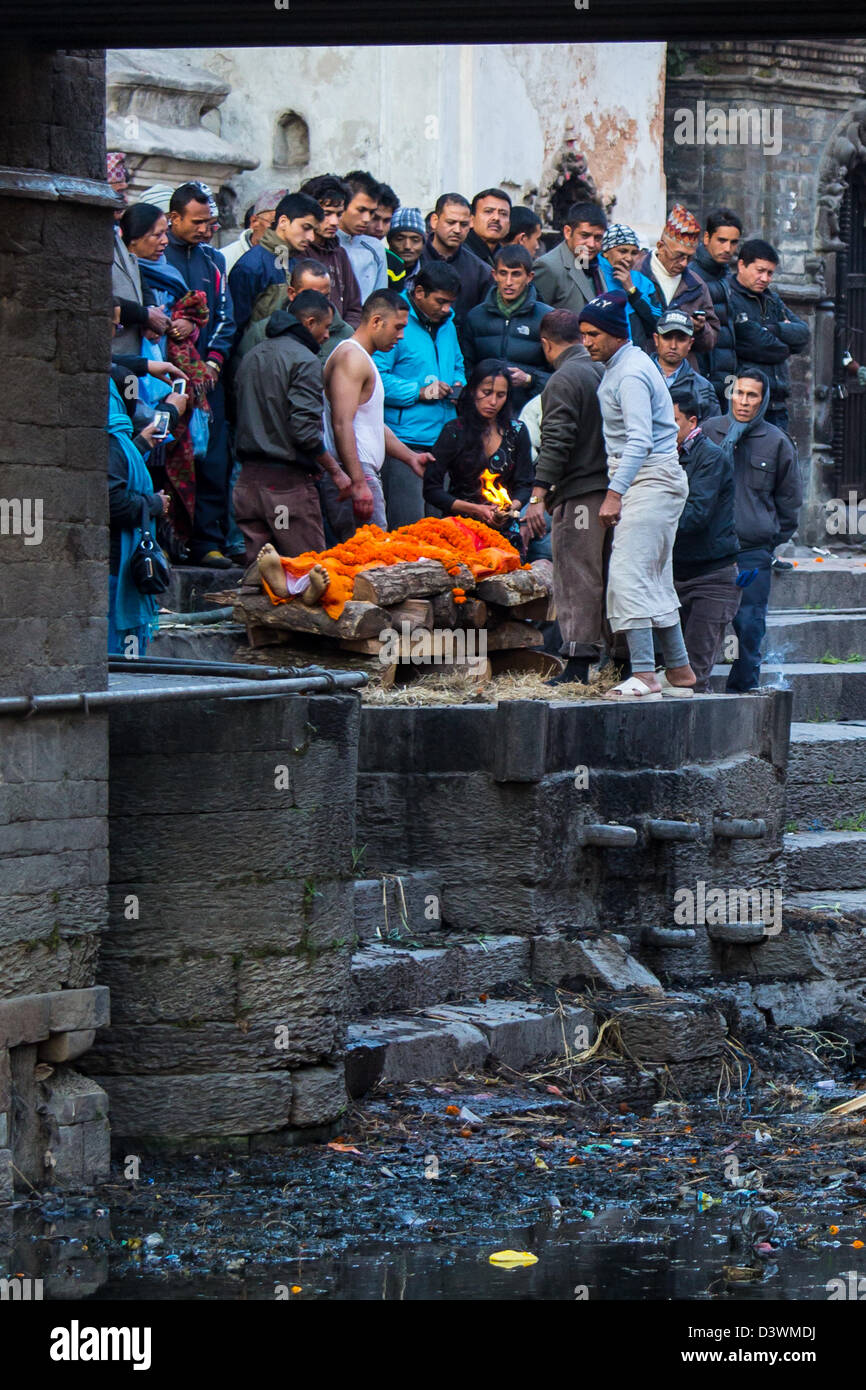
[
  {"xmin": 817, "ymin": 103, "xmax": 866, "ymax": 251},
  {"xmin": 535, "ymin": 120, "xmax": 613, "ymax": 232}
]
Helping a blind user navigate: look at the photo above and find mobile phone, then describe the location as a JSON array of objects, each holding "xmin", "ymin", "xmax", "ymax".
[
  {"xmin": 152, "ymin": 409, "xmax": 172, "ymax": 441},
  {"xmin": 174, "ymin": 379, "xmax": 187, "ymax": 395}
]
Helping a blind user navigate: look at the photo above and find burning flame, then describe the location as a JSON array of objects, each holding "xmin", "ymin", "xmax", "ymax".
[{"xmin": 480, "ymin": 469, "xmax": 514, "ymax": 509}]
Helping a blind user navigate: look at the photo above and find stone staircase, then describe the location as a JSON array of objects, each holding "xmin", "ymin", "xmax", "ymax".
[
  {"xmin": 766, "ymin": 559, "xmax": 866, "ymax": 914},
  {"xmin": 345, "ymin": 877, "xmax": 662, "ymax": 1098},
  {"xmin": 152, "ymin": 554, "xmax": 866, "ymax": 1097}
]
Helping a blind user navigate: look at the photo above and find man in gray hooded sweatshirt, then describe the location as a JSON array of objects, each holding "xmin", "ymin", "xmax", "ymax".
[{"xmin": 703, "ymin": 366, "xmax": 802, "ymax": 691}]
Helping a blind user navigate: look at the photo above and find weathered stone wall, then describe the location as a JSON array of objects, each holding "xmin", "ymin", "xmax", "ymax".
[
  {"xmin": 356, "ymin": 694, "xmax": 791, "ymax": 945},
  {"xmin": 82, "ymin": 692, "xmax": 360, "ymax": 1150},
  {"xmin": 663, "ymin": 39, "xmax": 866, "ymax": 542},
  {"xmin": 0, "ymin": 49, "xmax": 114, "ymax": 1198},
  {"xmin": 128, "ymin": 43, "xmax": 667, "ymax": 247},
  {"xmin": 0, "ymin": 48, "xmax": 113, "ymax": 694}
]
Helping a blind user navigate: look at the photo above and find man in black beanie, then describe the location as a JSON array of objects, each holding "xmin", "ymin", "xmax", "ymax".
[{"xmin": 579, "ymin": 289, "xmax": 696, "ymax": 700}]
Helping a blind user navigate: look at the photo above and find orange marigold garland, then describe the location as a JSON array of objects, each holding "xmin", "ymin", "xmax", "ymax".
[{"xmin": 261, "ymin": 517, "xmax": 527, "ymax": 619}]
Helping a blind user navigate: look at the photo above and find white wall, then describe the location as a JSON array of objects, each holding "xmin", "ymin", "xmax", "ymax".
[{"xmin": 166, "ymin": 42, "xmax": 667, "ymax": 241}]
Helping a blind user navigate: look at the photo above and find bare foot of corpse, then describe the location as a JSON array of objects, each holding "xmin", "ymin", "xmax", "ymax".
[
  {"xmin": 257, "ymin": 543, "xmax": 288, "ymax": 595},
  {"xmin": 300, "ymin": 563, "xmax": 330, "ymax": 606}
]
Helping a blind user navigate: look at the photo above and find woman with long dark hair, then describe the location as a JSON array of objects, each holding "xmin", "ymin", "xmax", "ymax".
[{"xmin": 423, "ymin": 359, "xmax": 538, "ymax": 551}]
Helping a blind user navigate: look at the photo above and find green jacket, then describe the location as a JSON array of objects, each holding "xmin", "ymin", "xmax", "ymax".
[{"xmin": 239, "ymin": 291, "xmax": 354, "ymax": 364}]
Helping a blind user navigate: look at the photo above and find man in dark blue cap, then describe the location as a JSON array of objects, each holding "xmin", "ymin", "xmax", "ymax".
[{"xmin": 579, "ymin": 289, "xmax": 696, "ymax": 701}]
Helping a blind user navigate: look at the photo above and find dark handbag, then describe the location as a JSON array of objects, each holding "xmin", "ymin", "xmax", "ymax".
[{"xmin": 130, "ymin": 497, "xmax": 171, "ymax": 595}]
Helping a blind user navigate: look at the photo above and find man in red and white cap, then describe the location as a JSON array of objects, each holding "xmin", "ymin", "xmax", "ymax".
[
  {"xmin": 635, "ymin": 205, "xmax": 720, "ymax": 358},
  {"xmin": 107, "ymin": 152, "xmax": 129, "ymax": 223}
]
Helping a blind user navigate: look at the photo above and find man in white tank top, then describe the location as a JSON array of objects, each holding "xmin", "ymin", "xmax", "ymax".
[{"xmin": 321, "ymin": 288, "xmax": 435, "ymax": 539}]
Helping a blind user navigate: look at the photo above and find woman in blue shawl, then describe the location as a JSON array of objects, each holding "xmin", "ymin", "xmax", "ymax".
[
  {"xmin": 107, "ymin": 376, "xmax": 168, "ymax": 655},
  {"xmin": 120, "ymin": 203, "xmax": 190, "ymax": 405}
]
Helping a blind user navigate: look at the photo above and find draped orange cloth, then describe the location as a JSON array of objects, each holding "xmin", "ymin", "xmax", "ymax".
[{"xmin": 261, "ymin": 516, "xmax": 526, "ymax": 620}]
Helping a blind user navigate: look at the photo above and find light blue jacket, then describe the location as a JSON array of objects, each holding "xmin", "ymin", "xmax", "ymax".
[
  {"xmin": 373, "ymin": 293, "xmax": 466, "ymax": 447},
  {"xmin": 598, "ymin": 255, "xmax": 662, "ymax": 346}
]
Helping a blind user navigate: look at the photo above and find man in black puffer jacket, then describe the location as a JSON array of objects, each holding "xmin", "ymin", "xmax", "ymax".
[
  {"xmin": 670, "ymin": 383, "xmax": 741, "ymax": 692},
  {"xmin": 728, "ymin": 238, "xmax": 809, "ymax": 434},
  {"xmin": 691, "ymin": 207, "xmax": 743, "ymax": 410},
  {"xmin": 462, "ymin": 244, "xmax": 553, "ymax": 411}
]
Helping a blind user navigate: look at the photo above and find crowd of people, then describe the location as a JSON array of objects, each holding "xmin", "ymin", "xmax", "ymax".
[{"xmin": 106, "ymin": 154, "xmax": 806, "ymax": 695}]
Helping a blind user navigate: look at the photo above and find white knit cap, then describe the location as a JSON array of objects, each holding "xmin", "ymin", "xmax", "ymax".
[{"xmin": 136, "ymin": 184, "xmax": 174, "ymax": 213}]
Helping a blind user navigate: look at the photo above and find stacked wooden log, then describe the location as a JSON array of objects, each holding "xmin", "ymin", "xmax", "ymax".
[{"xmin": 208, "ymin": 557, "xmax": 560, "ymax": 683}]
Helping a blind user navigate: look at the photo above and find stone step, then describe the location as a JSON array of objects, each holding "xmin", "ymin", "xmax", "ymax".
[
  {"xmin": 165, "ymin": 564, "xmax": 244, "ymax": 614},
  {"xmin": 763, "ymin": 610, "xmax": 866, "ymax": 664},
  {"xmin": 345, "ymin": 998, "xmax": 593, "ymax": 1096},
  {"xmin": 348, "ymin": 936, "xmax": 532, "ymax": 1015},
  {"xmin": 785, "ymin": 889, "xmax": 866, "ymax": 918},
  {"xmin": 769, "ymin": 563, "xmax": 866, "ymax": 612},
  {"xmin": 349, "ymin": 930, "xmax": 662, "ymax": 1017},
  {"xmin": 784, "ymin": 830, "xmax": 866, "ymax": 891},
  {"xmin": 786, "ymin": 721, "xmax": 866, "ymax": 823},
  {"xmin": 150, "ymin": 624, "xmax": 249, "ymax": 664},
  {"xmin": 710, "ymin": 663, "xmax": 866, "ymax": 721}
]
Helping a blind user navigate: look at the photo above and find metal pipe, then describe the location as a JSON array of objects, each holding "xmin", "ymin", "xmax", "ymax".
[
  {"xmin": 108, "ymin": 656, "xmax": 308, "ymax": 680},
  {"xmin": 713, "ymin": 816, "xmax": 767, "ymax": 839},
  {"xmin": 645, "ymin": 818, "xmax": 702, "ymax": 842},
  {"xmin": 706, "ymin": 921, "xmax": 768, "ymax": 945},
  {"xmin": 580, "ymin": 824, "xmax": 638, "ymax": 848},
  {"xmin": 0, "ymin": 671, "xmax": 366, "ymax": 718},
  {"xmin": 642, "ymin": 926, "xmax": 697, "ymax": 948},
  {"xmin": 158, "ymin": 607, "xmax": 235, "ymax": 625}
]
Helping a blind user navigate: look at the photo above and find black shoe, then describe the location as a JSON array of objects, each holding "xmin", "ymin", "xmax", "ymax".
[
  {"xmin": 545, "ymin": 656, "xmax": 591, "ymax": 686},
  {"xmin": 772, "ymin": 557, "xmax": 794, "ymax": 571}
]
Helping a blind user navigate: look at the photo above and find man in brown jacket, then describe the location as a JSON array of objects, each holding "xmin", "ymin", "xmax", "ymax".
[
  {"xmin": 524, "ymin": 309, "xmax": 609, "ymax": 684},
  {"xmin": 299, "ymin": 174, "xmax": 364, "ymax": 327}
]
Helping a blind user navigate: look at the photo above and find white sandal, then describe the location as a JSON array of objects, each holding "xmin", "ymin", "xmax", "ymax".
[
  {"xmin": 658, "ymin": 672, "xmax": 695, "ymax": 699},
  {"xmin": 603, "ymin": 676, "xmax": 663, "ymax": 702}
]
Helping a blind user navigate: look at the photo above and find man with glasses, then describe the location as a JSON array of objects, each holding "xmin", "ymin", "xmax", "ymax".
[{"xmin": 634, "ymin": 205, "xmax": 719, "ymax": 359}]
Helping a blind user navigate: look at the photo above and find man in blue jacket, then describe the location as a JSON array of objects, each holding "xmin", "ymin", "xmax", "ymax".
[
  {"xmin": 228, "ymin": 191, "xmax": 324, "ymax": 343},
  {"xmin": 598, "ymin": 223, "xmax": 662, "ymax": 348},
  {"xmin": 166, "ymin": 182, "xmax": 238, "ymax": 566},
  {"xmin": 462, "ymin": 244, "xmax": 552, "ymax": 412},
  {"xmin": 373, "ymin": 262, "xmax": 465, "ymax": 527}
]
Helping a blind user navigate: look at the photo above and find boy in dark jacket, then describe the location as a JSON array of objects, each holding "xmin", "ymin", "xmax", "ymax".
[
  {"xmin": 703, "ymin": 367, "xmax": 802, "ymax": 691},
  {"xmin": 462, "ymin": 244, "xmax": 553, "ymax": 412},
  {"xmin": 728, "ymin": 238, "xmax": 809, "ymax": 433},
  {"xmin": 670, "ymin": 384, "xmax": 741, "ymax": 692},
  {"xmin": 232, "ymin": 290, "xmax": 351, "ymax": 564}
]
